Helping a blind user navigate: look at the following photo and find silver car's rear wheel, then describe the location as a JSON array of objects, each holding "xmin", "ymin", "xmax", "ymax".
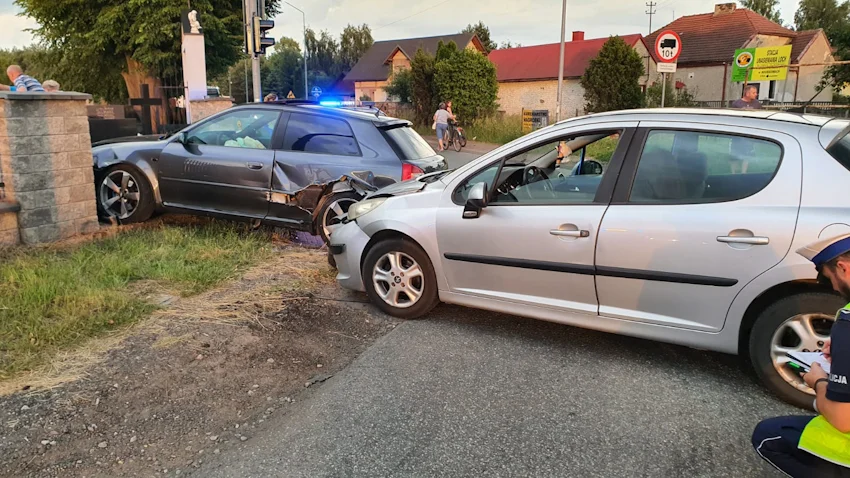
[
  {"xmin": 372, "ymin": 251, "xmax": 424, "ymax": 309},
  {"xmin": 770, "ymin": 313, "xmax": 833, "ymax": 394}
]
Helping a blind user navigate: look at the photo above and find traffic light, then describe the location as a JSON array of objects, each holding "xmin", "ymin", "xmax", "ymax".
[{"xmin": 252, "ymin": 16, "xmax": 275, "ymax": 55}]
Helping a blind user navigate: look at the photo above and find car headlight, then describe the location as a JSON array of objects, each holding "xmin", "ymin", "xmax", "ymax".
[{"xmin": 347, "ymin": 198, "xmax": 387, "ymax": 221}]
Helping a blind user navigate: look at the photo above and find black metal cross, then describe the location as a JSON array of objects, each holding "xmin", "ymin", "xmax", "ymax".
[{"xmin": 130, "ymin": 84, "xmax": 162, "ymax": 135}]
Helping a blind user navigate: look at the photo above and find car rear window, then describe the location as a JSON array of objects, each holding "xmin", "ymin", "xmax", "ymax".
[
  {"xmin": 381, "ymin": 125, "xmax": 436, "ymax": 160},
  {"xmin": 826, "ymin": 129, "xmax": 850, "ymax": 173}
]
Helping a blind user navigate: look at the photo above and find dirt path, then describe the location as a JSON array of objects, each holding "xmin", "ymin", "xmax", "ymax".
[{"xmin": 0, "ymin": 247, "xmax": 397, "ymax": 478}]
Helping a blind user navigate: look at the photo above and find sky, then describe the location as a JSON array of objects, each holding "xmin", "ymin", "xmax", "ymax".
[{"xmin": 0, "ymin": 0, "xmax": 806, "ymax": 52}]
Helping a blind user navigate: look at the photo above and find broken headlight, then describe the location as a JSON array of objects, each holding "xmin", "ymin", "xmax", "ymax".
[{"xmin": 347, "ymin": 198, "xmax": 387, "ymax": 221}]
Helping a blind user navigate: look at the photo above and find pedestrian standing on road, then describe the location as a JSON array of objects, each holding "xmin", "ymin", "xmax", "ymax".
[
  {"xmin": 264, "ymin": 92, "xmax": 278, "ymax": 102},
  {"xmin": 731, "ymin": 85, "xmax": 762, "ymax": 109},
  {"xmin": 42, "ymin": 80, "xmax": 60, "ymax": 92},
  {"xmin": 752, "ymin": 233, "xmax": 850, "ymax": 477},
  {"xmin": 433, "ymin": 102, "xmax": 454, "ymax": 152},
  {"xmin": 0, "ymin": 65, "xmax": 45, "ymax": 92}
]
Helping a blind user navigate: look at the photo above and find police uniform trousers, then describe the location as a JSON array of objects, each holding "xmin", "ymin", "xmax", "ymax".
[{"xmin": 753, "ymin": 416, "xmax": 850, "ymax": 477}]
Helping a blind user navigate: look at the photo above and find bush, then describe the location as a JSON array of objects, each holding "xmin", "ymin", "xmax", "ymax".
[
  {"xmin": 581, "ymin": 36, "xmax": 644, "ymax": 113},
  {"xmin": 434, "ymin": 47, "xmax": 498, "ymax": 124},
  {"xmin": 384, "ymin": 68, "xmax": 412, "ymax": 103},
  {"xmin": 645, "ymin": 75, "xmax": 697, "ymax": 108},
  {"xmin": 359, "ymin": 94, "xmax": 372, "ymax": 102}
]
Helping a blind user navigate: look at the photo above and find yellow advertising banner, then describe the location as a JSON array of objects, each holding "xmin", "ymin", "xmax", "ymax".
[
  {"xmin": 750, "ymin": 45, "xmax": 792, "ymax": 81},
  {"xmin": 522, "ymin": 109, "xmax": 533, "ymax": 133}
]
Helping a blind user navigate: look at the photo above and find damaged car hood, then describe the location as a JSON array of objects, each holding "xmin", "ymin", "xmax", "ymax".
[{"xmin": 365, "ymin": 171, "xmax": 451, "ymax": 199}]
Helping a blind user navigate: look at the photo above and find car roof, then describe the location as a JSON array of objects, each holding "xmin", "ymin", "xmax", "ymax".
[
  {"xmin": 232, "ymin": 102, "xmax": 402, "ymax": 124},
  {"xmin": 558, "ymin": 108, "xmax": 834, "ymax": 127}
]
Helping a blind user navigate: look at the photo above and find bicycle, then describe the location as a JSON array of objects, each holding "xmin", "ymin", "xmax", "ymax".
[{"xmin": 443, "ymin": 120, "xmax": 467, "ymax": 152}]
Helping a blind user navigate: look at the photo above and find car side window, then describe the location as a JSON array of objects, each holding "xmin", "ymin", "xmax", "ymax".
[
  {"xmin": 453, "ymin": 130, "xmax": 623, "ymax": 205},
  {"xmin": 282, "ymin": 113, "xmax": 360, "ymax": 156},
  {"xmin": 186, "ymin": 110, "xmax": 280, "ymax": 149},
  {"xmin": 629, "ymin": 130, "xmax": 782, "ymax": 203}
]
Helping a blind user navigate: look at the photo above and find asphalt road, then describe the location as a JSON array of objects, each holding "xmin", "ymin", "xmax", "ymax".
[
  {"xmin": 196, "ymin": 304, "xmax": 799, "ymax": 478},
  {"xmin": 440, "ymin": 149, "xmax": 482, "ymax": 169}
]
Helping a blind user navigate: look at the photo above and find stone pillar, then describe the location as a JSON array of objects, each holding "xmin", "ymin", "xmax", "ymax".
[
  {"xmin": 189, "ymin": 97, "xmax": 232, "ymax": 123},
  {"xmin": 0, "ymin": 92, "xmax": 100, "ymax": 244}
]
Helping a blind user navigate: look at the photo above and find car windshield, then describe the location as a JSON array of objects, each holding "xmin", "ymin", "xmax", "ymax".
[{"xmin": 381, "ymin": 125, "xmax": 437, "ymax": 160}]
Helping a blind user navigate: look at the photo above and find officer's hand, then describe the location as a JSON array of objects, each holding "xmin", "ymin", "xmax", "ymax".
[
  {"xmin": 824, "ymin": 338, "xmax": 832, "ymax": 363},
  {"xmin": 804, "ymin": 362, "xmax": 829, "ymax": 388}
]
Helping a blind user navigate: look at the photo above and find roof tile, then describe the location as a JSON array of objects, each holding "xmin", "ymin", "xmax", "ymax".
[{"xmin": 344, "ymin": 33, "xmax": 475, "ymax": 82}]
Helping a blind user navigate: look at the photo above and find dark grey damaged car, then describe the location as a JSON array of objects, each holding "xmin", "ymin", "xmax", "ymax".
[{"xmin": 91, "ymin": 103, "xmax": 447, "ymax": 240}]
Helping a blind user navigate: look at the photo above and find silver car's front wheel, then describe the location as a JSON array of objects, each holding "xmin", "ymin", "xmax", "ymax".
[
  {"xmin": 362, "ymin": 239, "xmax": 439, "ymax": 319},
  {"xmin": 770, "ymin": 312, "xmax": 833, "ymax": 394},
  {"xmin": 372, "ymin": 251, "xmax": 425, "ymax": 309}
]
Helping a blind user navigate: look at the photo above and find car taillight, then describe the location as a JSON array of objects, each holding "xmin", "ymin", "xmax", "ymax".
[{"xmin": 402, "ymin": 163, "xmax": 424, "ymax": 181}]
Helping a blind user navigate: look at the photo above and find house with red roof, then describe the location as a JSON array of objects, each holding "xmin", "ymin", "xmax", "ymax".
[
  {"xmin": 488, "ymin": 32, "xmax": 655, "ymax": 118},
  {"xmin": 645, "ymin": 3, "xmax": 834, "ymax": 103},
  {"xmin": 344, "ymin": 33, "xmax": 486, "ymax": 103}
]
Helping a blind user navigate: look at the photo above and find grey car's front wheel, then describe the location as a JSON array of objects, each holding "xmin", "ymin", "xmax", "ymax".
[
  {"xmin": 315, "ymin": 191, "xmax": 362, "ymax": 243},
  {"xmin": 749, "ymin": 292, "xmax": 844, "ymax": 409},
  {"xmin": 362, "ymin": 238, "xmax": 439, "ymax": 319},
  {"xmin": 96, "ymin": 165, "xmax": 155, "ymax": 224}
]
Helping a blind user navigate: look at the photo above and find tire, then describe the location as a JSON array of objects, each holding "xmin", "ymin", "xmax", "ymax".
[
  {"xmin": 362, "ymin": 238, "xmax": 440, "ymax": 319},
  {"xmin": 452, "ymin": 131, "xmax": 462, "ymax": 152},
  {"xmin": 749, "ymin": 292, "xmax": 845, "ymax": 409},
  {"xmin": 96, "ymin": 165, "xmax": 155, "ymax": 224},
  {"xmin": 458, "ymin": 132, "xmax": 467, "ymax": 148},
  {"xmin": 327, "ymin": 249, "xmax": 337, "ymax": 269},
  {"xmin": 314, "ymin": 191, "xmax": 362, "ymax": 243}
]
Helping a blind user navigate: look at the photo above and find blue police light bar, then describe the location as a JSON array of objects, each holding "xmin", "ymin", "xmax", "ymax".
[{"xmin": 320, "ymin": 100, "xmax": 342, "ymax": 107}]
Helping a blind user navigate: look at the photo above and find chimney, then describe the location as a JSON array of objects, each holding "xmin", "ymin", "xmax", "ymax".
[
  {"xmin": 572, "ymin": 31, "xmax": 585, "ymax": 41},
  {"xmin": 714, "ymin": 3, "xmax": 736, "ymax": 15}
]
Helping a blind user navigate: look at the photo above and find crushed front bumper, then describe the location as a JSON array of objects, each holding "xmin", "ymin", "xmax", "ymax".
[{"xmin": 329, "ymin": 221, "xmax": 370, "ymax": 292}]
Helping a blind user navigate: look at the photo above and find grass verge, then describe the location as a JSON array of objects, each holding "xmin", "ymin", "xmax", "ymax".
[{"xmin": 0, "ymin": 219, "xmax": 274, "ymax": 379}]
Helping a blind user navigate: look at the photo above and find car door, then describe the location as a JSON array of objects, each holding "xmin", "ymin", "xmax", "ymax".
[
  {"xmin": 266, "ymin": 111, "xmax": 369, "ymax": 226},
  {"xmin": 435, "ymin": 122, "xmax": 637, "ymax": 316},
  {"xmin": 594, "ymin": 123, "xmax": 801, "ymax": 332},
  {"xmin": 158, "ymin": 108, "xmax": 280, "ymax": 218}
]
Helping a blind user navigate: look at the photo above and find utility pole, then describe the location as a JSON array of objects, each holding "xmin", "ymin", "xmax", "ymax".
[
  {"xmin": 285, "ymin": 2, "xmax": 308, "ymax": 100},
  {"xmin": 555, "ymin": 0, "xmax": 567, "ymax": 122},
  {"xmin": 245, "ymin": 0, "xmax": 262, "ymax": 102},
  {"xmin": 645, "ymin": 1, "xmax": 656, "ymax": 94}
]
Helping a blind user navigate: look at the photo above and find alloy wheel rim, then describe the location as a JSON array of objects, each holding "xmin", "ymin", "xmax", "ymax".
[
  {"xmin": 99, "ymin": 170, "xmax": 141, "ymax": 220},
  {"xmin": 770, "ymin": 312, "xmax": 834, "ymax": 395},
  {"xmin": 322, "ymin": 198, "xmax": 358, "ymax": 238},
  {"xmin": 372, "ymin": 251, "xmax": 424, "ymax": 309}
]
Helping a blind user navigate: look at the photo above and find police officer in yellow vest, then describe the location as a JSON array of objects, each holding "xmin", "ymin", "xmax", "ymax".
[{"xmin": 752, "ymin": 233, "xmax": 850, "ymax": 477}]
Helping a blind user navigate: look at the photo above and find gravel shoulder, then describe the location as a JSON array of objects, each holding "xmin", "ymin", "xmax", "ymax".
[{"xmin": 0, "ymin": 247, "xmax": 398, "ymax": 478}]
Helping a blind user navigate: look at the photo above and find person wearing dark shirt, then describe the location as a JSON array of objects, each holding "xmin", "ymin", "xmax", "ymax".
[
  {"xmin": 731, "ymin": 85, "xmax": 762, "ymax": 109},
  {"xmin": 752, "ymin": 233, "xmax": 850, "ymax": 477}
]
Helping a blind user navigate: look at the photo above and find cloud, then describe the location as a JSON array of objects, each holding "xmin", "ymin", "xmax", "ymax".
[{"xmin": 0, "ymin": 13, "xmax": 36, "ymax": 50}]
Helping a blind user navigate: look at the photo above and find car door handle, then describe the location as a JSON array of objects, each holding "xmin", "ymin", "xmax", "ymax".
[
  {"xmin": 246, "ymin": 162, "xmax": 263, "ymax": 170},
  {"xmin": 716, "ymin": 235, "xmax": 769, "ymax": 245},
  {"xmin": 550, "ymin": 229, "xmax": 590, "ymax": 238}
]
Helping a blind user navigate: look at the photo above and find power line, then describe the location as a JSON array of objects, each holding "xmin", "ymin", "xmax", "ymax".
[{"xmin": 374, "ymin": 0, "xmax": 454, "ymax": 31}]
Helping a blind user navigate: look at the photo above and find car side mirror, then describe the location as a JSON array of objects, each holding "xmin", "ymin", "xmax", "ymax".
[
  {"xmin": 463, "ymin": 182, "xmax": 488, "ymax": 219},
  {"xmin": 174, "ymin": 132, "xmax": 187, "ymax": 145}
]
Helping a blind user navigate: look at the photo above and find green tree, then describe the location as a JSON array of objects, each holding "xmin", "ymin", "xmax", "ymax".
[
  {"xmin": 580, "ymin": 36, "xmax": 644, "ymax": 113},
  {"xmin": 434, "ymin": 48, "xmax": 498, "ymax": 124},
  {"xmin": 461, "ymin": 21, "xmax": 497, "ymax": 53},
  {"xmin": 795, "ymin": 0, "xmax": 850, "ymax": 36},
  {"xmin": 498, "ymin": 40, "xmax": 522, "ymax": 49},
  {"xmin": 384, "ymin": 68, "xmax": 413, "ymax": 103},
  {"xmin": 644, "ymin": 75, "xmax": 697, "ymax": 108},
  {"xmin": 262, "ymin": 37, "xmax": 305, "ymax": 99},
  {"xmin": 17, "ymin": 0, "xmax": 279, "ymax": 102},
  {"xmin": 740, "ymin": 0, "xmax": 783, "ymax": 23},
  {"xmin": 306, "ymin": 28, "xmax": 340, "ymax": 77},
  {"xmin": 338, "ymin": 24, "xmax": 373, "ymax": 72},
  {"xmin": 435, "ymin": 40, "xmax": 460, "ymax": 62},
  {"xmin": 410, "ymin": 48, "xmax": 438, "ymax": 126}
]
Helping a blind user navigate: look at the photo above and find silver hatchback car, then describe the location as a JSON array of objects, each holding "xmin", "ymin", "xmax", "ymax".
[{"xmin": 329, "ymin": 108, "xmax": 850, "ymax": 408}]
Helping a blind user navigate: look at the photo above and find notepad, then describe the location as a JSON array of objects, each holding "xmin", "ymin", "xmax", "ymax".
[{"xmin": 786, "ymin": 351, "xmax": 831, "ymax": 374}]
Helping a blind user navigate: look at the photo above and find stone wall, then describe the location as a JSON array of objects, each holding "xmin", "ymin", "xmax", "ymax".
[
  {"xmin": 0, "ymin": 202, "xmax": 20, "ymax": 246},
  {"xmin": 0, "ymin": 91, "xmax": 100, "ymax": 245},
  {"xmin": 190, "ymin": 97, "xmax": 232, "ymax": 123},
  {"xmin": 496, "ymin": 79, "xmax": 586, "ymax": 119}
]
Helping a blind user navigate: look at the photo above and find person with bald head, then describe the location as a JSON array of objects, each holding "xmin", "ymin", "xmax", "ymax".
[{"xmin": 2, "ymin": 65, "xmax": 45, "ymax": 92}]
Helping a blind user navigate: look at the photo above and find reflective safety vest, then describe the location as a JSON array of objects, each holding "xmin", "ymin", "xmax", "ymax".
[{"xmin": 798, "ymin": 304, "xmax": 850, "ymax": 468}]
